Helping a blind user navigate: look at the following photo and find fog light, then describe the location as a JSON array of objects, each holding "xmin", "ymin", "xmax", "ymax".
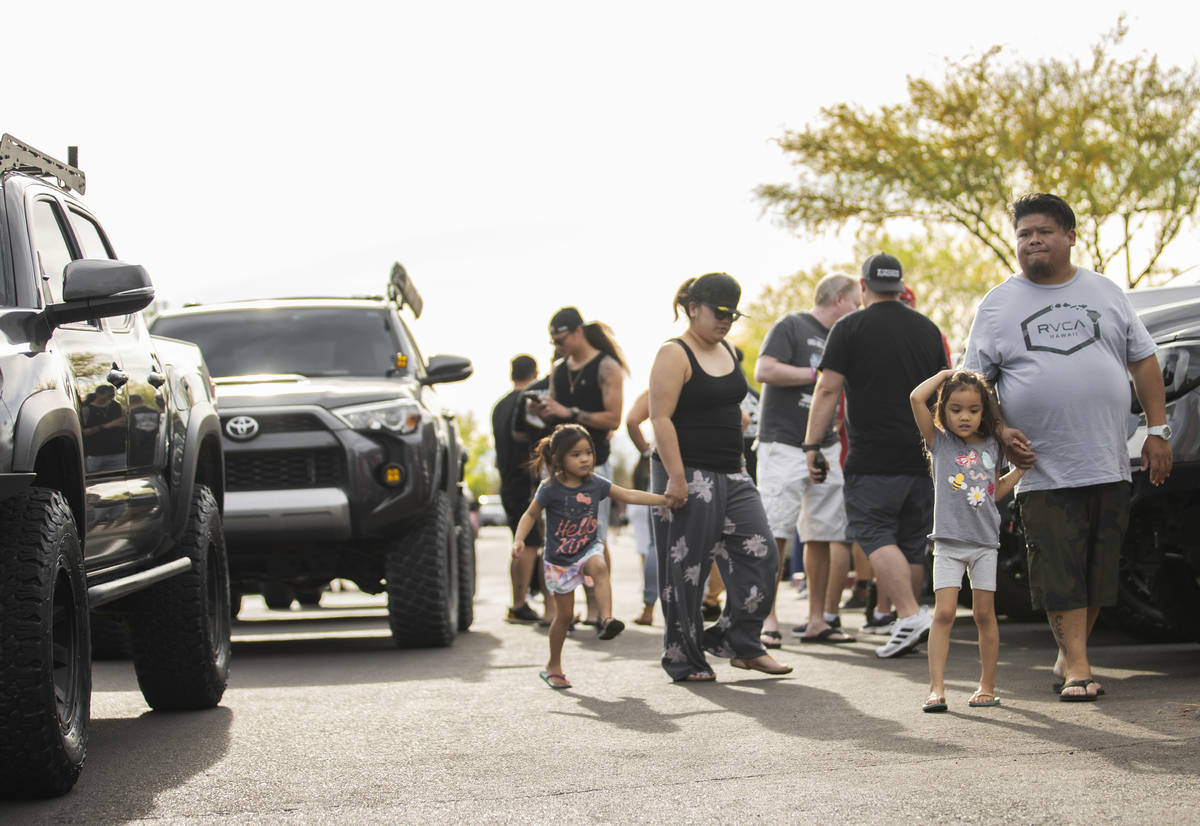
[{"xmin": 379, "ymin": 463, "xmax": 405, "ymax": 487}]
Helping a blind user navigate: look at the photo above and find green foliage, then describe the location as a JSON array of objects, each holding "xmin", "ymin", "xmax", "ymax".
[
  {"xmin": 458, "ymin": 410, "xmax": 498, "ymax": 498},
  {"xmin": 731, "ymin": 235, "xmax": 1005, "ymax": 364},
  {"xmin": 757, "ymin": 19, "xmax": 1200, "ymax": 287}
]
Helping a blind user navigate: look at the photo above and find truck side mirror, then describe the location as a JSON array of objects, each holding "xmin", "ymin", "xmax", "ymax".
[
  {"xmin": 44, "ymin": 259, "xmax": 155, "ymax": 328},
  {"xmin": 421, "ymin": 354, "xmax": 473, "ymax": 386}
]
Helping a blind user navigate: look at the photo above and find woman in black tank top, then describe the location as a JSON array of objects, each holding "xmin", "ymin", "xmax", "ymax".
[{"xmin": 647, "ymin": 273, "xmax": 792, "ymax": 682}]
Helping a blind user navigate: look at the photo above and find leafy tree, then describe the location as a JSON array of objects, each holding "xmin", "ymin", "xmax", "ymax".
[
  {"xmin": 731, "ymin": 235, "xmax": 1004, "ymax": 365},
  {"xmin": 756, "ymin": 19, "xmax": 1200, "ymax": 288},
  {"xmin": 459, "ymin": 410, "xmax": 498, "ymax": 498}
]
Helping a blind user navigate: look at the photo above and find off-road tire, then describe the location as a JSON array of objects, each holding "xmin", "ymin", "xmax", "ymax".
[
  {"xmin": 128, "ymin": 485, "xmax": 231, "ymax": 710},
  {"xmin": 456, "ymin": 493, "xmax": 476, "ymax": 631},
  {"xmin": 385, "ymin": 489, "xmax": 458, "ymax": 647},
  {"xmin": 261, "ymin": 583, "xmax": 294, "ymax": 610},
  {"xmin": 0, "ymin": 488, "xmax": 90, "ymax": 798}
]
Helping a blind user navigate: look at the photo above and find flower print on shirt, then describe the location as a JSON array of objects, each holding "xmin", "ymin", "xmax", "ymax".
[{"xmin": 967, "ymin": 486, "xmax": 988, "ymax": 507}]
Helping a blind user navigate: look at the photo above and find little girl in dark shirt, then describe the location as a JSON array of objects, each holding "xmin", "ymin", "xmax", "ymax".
[{"xmin": 513, "ymin": 424, "xmax": 667, "ymax": 689}]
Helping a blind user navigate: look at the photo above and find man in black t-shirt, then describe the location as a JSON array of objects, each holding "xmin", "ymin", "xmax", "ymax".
[
  {"xmin": 492, "ymin": 354, "xmax": 546, "ymax": 623},
  {"xmin": 83, "ymin": 384, "xmax": 126, "ymax": 473},
  {"xmin": 803, "ymin": 253, "xmax": 948, "ymax": 659}
]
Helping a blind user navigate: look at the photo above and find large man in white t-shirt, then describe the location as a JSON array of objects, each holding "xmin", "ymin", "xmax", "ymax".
[{"xmin": 963, "ymin": 193, "xmax": 1172, "ymax": 702}]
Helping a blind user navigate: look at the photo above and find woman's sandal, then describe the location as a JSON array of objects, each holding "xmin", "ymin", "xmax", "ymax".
[
  {"xmin": 922, "ymin": 693, "xmax": 948, "ymax": 713},
  {"xmin": 760, "ymin": 630, "xmax": 783, "ymax": 649},
  {"xmin": 730, "ymin": 656, "xmax": 793, "ymax": 675},
  {"xmin": 968, "ymin": 689, "xmax": 1000, "ymax": 708}
]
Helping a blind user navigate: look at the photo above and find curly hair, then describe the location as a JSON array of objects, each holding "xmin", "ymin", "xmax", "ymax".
[{"xmin": 934, "ymin": 370, "xmax": 1002, "ymax": 440}]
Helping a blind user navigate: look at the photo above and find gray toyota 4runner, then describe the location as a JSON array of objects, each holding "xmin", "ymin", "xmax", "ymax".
[
  {"xmin": 150, "ymin": 265, "xmax": 476, "ymax": 647},
  {"xmin": 0, "ymin": 135, "xmax": 230, "ymax": 797}
]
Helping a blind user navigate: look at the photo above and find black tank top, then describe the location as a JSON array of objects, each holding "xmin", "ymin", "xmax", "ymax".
[
  {"xmin": 669, "ymin": 338, "xmax": 746, "ymax": 473},
  {"xmin": 552, "ymin": 353, "xmax": 611, "ymax": 465}
]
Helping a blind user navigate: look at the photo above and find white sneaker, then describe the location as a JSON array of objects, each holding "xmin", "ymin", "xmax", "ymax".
[{"xmin": 875, "ymin": 610, "xmax": 932, "ymax": 658}]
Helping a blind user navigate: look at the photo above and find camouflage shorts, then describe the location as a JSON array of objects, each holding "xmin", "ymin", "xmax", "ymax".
[{"xmin": 1017, "ymin": 482, "xmax": 1130, "ymax": 612}]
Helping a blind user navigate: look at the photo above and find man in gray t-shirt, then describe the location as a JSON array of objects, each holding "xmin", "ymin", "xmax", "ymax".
[
  {"xmin": 962, "ymin": 193, "xmax": 1172, "ymax": 702},
  {"xmin": 754, "ymin": 273, "xmax": 861, "ymax": 645}
]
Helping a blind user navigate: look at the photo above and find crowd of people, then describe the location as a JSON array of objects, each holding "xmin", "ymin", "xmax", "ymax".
[{"xmin": 490, "ymin": 193, "xmax": 1174, "ymax": 709}]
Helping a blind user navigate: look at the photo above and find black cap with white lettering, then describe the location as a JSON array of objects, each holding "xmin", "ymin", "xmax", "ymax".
[{"xmin": 861, "ymin": 253, "xmax": 904, "ymax": 293}]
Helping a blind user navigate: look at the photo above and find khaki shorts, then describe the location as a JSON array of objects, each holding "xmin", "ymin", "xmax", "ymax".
[
  {"xmin": 757, "ymin": 441, "xmax": 848, "ymax": 542},
  {"xmin": 1017, "ymin": 482, "xmax": 1130, "ymax": 612}
]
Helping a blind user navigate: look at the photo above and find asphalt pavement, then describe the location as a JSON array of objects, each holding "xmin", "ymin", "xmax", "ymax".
[{"xmin": 3, "ymin": 524, "xmax": 1199, "ymax": 824}]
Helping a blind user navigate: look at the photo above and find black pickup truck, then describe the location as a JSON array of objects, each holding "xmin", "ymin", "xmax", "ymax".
[
  {"xmin": 0, "ymin": 135, "xmax": 230, "ymax": 797},
  {"xmin": 151, "ymin": 265, "xmax": 476, "ymax": 648}
]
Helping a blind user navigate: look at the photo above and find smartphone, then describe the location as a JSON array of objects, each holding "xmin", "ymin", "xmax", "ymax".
[{"xmin": 811, "ymin": 450, "xmax": 828, "ymax": 483}]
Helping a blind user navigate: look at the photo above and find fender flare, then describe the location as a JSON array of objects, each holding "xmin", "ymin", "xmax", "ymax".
[
  {"xmin": 170, "ymin": 400, "xmax": 222, "ymax": 537},
  {"xmin": 11, "ymin": 388, "xmax": 82, "ymax": 473}
]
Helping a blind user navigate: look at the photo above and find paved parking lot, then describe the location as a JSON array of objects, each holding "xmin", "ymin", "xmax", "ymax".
[{"xmin": 3, "ymin": 525, "xmax": 1198, "ymax": 824}]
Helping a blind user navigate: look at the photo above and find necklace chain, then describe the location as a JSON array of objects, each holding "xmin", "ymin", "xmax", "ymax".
[{"xmin": 566, "ymin": 364, "xmax": 584, "ymax": 395}]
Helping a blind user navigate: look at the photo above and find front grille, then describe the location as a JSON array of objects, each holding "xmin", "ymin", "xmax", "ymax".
[
  {"xmin": 226, "ymin": 449, "xmax": 345, "ymax": 491},
  {"xmin": 221, "ymin": 413, "xmax": 327, "ymax": 435}
]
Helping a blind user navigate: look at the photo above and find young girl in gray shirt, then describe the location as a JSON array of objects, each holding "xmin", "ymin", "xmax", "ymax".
[{"xmin": 910, "ymin": 369, "xmax": 1025, "ymax": 713}]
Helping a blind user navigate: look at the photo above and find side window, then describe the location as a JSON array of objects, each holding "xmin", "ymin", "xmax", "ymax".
[
  {"xmin": 69, "ymin": 210, "xmax": 133, "ymax": 331},
  {"xmin": 31, "ymin": 200, "xmax": 74, "ymax": 304},
  {"xmin": 67, "ymin": 210, "xmax": 116, "ymax": 260}
]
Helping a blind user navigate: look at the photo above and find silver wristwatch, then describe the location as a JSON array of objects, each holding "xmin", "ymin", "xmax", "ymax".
[{"xmin": 1146, "ymin": 424, "xmax": 1172, "ymax": 440}]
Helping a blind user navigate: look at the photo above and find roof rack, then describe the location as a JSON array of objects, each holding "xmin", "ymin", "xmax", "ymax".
[
  {"xmin": 388, "ymin": 262, "xmax": 424, "ymax": 318},
  {"xmin": 0, "ymin": 134, "xmax": 86, "ymax": 194}
]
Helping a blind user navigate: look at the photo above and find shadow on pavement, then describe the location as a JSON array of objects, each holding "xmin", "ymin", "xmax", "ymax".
[
  {"xmin": 226, "ymin": 629, "xmax": 505, "ymax": 689},
  {"xmin": 0, "ymin": 707, "xmax": 233, "ymax": 823}
]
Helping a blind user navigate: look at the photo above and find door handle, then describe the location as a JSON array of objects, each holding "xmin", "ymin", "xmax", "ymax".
[
  {"xmin": 147, "ymin": 372, "xmax": 166, "ymax": 388},
  {"xmin": 106, "ymin": 367, "xmax": 129, "ymax": 388}
]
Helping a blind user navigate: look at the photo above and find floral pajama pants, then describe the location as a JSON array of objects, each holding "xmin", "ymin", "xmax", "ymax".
[{"xmin": 651, "ymin": 460, "xmax": 778, "ymax": 681}]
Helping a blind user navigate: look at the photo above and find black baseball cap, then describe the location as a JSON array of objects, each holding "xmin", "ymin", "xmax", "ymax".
[
  {"xmin": 549, "ymin": 306, "xmax": 584, "ymax": 334},
  {"xmin": 689, "ymin": 272, "xmax": 744, "ymax": 317},
  {"xmin": 861, "ymin": 253, "xmax": 904, "ymax": 293}
]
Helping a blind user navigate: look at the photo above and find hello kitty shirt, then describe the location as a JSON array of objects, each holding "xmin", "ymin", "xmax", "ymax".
[
  {"xmin": 928, "ymin": 430, "xmax": 1003, "ymax": 549},
  {"xmin": 534, "ymin": 474, "xmax": 613, "ymax": 566}
]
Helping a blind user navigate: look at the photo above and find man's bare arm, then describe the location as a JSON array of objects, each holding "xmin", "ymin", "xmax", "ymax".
[{"xmin": 754, "ymin": 354, "xmax": 815, "ymax": 387}]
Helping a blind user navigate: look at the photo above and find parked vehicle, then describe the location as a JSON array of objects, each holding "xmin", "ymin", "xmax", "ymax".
[
  {"xmin": 477, "ymin": 495, "xmax": 507, "ymax": 527},
  {"xmin": 0, "ymin": 135, "xmax": 230, "ymax": 797},
  {"xmin": 150, "ymin": 265, "xmax": 476, "ymax": 646},
  {"xmin": 989, "ymin": 292, "xmax": 1200, "ymax": 642}
]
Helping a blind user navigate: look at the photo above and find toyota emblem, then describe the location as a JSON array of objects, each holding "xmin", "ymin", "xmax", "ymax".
[{"xmin": 225, "ymin": 415, "xmax": 260, "ymax": 441}]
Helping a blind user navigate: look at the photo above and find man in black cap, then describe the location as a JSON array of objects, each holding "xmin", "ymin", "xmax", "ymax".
[
  {"xmin": 493, "ymin": 354, "xmax": 547, "ymax": 623},
  {"xmin": 530, "ymin": 307, "xmax": 628, "ymax": 624},
  {"xmin": 801, "ymin": 253, "xmax": 949, "ymax": 658}
]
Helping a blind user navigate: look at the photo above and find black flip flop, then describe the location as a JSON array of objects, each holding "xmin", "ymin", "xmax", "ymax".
[
  {"xmin": 800, "ymin": 626, "xmax": 856, "ymax": 644},
  {"xmin": 760, "ymin": 630, "xmax": 783, "ymax": 649},
  {"xmin": 1059, "ymin": 678, "xmax": 1099, "ymax": 702}
]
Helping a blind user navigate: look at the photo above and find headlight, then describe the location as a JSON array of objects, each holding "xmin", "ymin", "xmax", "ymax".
[{"xmin": 333, "ymin": 400, "xmax": 423, "ymax": 434}]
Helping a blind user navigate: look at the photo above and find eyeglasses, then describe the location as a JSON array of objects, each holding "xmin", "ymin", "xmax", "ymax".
[{"xmin": 550, "ymin": 332, "xmax": 569, "ymax": 347}]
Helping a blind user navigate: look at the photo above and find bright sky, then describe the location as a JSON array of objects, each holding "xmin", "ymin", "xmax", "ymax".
[{"xmin": 10, "ymin": 2, "xmax": 1197, "ymax": 463}]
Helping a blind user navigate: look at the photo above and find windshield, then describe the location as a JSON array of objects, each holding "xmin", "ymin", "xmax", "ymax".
[{"xmin": 152, "ymin": 307, "xmax": 408, "ymax": 378}]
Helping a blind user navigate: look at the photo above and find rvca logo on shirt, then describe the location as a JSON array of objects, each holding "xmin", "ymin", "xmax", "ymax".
[{"xmin": 1020, "ymin": 302, "xmax": 1101, "ymax": 355}]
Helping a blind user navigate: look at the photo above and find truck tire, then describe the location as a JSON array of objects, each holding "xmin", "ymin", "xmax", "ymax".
[
  {"xmin": 128, "ymin": 485, "xmax": 231, "ymax": 710},
  {"xmin": 385, "ymin": 489, "xmax": 458, "ymax": 647},
  {"xmin": 0, "ymin": 488, "xmax": 90, "ymax": 798},
  {"xmin": 456, "ymin": 493, "xmax": 475, "ymax": 631}
]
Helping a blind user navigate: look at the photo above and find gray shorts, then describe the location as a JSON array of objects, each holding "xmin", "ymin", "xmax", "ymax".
[
  {"xmin": 843, "ymin": 473, "xmax": 933, "ymax": 564},
  {"xmin": 932, "ymin": 539, "xmax": 997, "ymax": 592}
]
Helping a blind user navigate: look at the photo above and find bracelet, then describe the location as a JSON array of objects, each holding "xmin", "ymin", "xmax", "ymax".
[{"xmin": 799, "ymin": 443, "xmax": 821, "ymax": 452}]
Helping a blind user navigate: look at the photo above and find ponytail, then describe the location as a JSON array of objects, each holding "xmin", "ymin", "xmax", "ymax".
[
  {"xmin": 673, "ymin": 277, "xmax": 697, "ymax": 320},
  {"xmin": 582, "ymin": 321, "xmax": 629, "ymax": 373}
]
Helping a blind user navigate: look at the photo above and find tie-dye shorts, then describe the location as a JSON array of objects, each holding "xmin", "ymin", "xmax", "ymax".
[{"xmin": 544, "ymin": 543, "xmax": 605, "ymax": 594}]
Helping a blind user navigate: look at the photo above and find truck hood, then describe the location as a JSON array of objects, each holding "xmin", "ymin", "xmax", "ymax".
[{"xmin": 212, "ymin": 375, "xmax": 420, "ymax": 410}]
